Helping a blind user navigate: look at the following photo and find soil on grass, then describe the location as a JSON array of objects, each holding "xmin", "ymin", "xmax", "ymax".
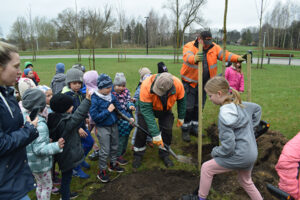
[{"xmin": 89, "ymin": 124, "xmax": 288, "ymax": 200}]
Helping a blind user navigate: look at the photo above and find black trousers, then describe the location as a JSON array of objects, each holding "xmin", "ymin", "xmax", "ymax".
[{"xmin": 133, "ymin": 110, "xmax": 174, "ymax": 158}]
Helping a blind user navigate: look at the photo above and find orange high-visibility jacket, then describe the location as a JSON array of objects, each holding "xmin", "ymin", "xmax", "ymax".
[{"xmin": 180, "ymin": 41, "xmax": 239, "ymax": 88}]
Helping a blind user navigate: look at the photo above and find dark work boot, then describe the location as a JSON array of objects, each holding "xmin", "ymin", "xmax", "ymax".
[
  {"xmin": 162, "ymin": 156, "xmax": 174, "ymax": 168},
  {"xmin": 181, "ymin": 124, "xmax": 191, "ymax": 142},
  {"xmin": 190, "ymin": 123, "xmax": 198, "ymax": 137},
  {"xmin": 132, "ymin": 155, "xmax": 143, "ymax": 169}
]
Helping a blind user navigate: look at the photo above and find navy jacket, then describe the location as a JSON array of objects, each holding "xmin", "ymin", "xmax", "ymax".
[
  {"xmin": 90, "ymin": 92, "xmax": 129, "ymax": 127},
  {"xmin": 0, "ymin": 86, "xmax": 38, "ymax": 200}
]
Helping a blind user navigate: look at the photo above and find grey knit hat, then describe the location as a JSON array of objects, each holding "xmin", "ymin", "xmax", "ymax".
[
  {"xmin": 65, "ymin": 68, "xmax": 83, "ymax": 85},
  {"xmin": 152, "ymin": 72, "xmax": 173, "ymax": 96},
  {"xmin": 113, "ymin": 72, "xmax": 126, "ymax": 85},
  {"xmin": 22, "ymin": 88, "xmax": 46, "ymax": 112},
  {"xmin": 97, "ymin": 73, "xmax": 113, "ymax": 89},
  {"xmin": 139, "ymin": 67, "xmax": 151, "ymax": 82}
]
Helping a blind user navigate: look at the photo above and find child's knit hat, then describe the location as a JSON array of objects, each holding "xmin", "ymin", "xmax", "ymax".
[
  {"xmin": 50, "ymin": 93, "xmax": 74, "ymax": 113},
  {"xmin": 113, "ymin": 72, "xmax": 126, "ymax": 86},
  {"xmin": 97, "ymin": 73, "xmax": 113, "ymax": 89},
  {"xmin": 24, "ymin": 61, "xmax": 33, "ymax": 68},
  {"xmin": 152, "ymin": 72, "xmax": 173, "ymax": 96},
  {"xmin": 56, "ymin": 63, "xmax": 65, "ymax": 73},
  {"xmin": 24, "ymin": 68, "xmax": 32, "ymax": 75},
  {"xmin": 83, "ymin": 70, "xmax": 98, "ymax": 93},
  {"xmin": 18, "ymin": 78, "xmax": 37, "ymax": 97},
  {"xmin": 157, "ymin": 62, "xmax": 168, "ymax": 73},
  {"xmin": 22, "ymin": 88, "xmax": 46, "ymax": 112},
  {"xmin": 65, "ymin": 68, "xmax": 83, "ymax": 85},
  {"xmin": 139, "ymin": 67, "xmax": 151, "ymax": 82}
]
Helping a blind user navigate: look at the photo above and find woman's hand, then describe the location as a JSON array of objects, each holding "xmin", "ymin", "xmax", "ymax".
[{"xmin": 26, "ymin": 115, "xmax": 38, "ymax": 128}]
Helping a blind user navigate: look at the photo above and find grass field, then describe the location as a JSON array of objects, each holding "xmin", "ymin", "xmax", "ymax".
[
  {"xmin": 19, "ymin": 45, "xmax": 300, "ymax": 59},
  {"xmin": 25, "ymin": 58, "xmax": 300, "ymax": 199}
]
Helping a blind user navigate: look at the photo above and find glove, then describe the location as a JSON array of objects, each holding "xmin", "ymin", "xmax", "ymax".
[
  {"xmin": 153, "ymin": 133, "xmax": 164, "ymax": 148},
  {"xmin": 176, "ymin": 119, "xmax": 184, "ymax": 127},
  {"xmin": 194, "ymin": 52, "xmax": 203, "ymax": 63},
  {"xmin": 237, "ymin": 56, "xmax": 246, "ymax": 62}
]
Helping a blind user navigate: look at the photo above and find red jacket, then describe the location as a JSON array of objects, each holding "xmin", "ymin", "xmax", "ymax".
[{"xmin": 22, "ymin": 71, "xmax": 40, "ymax": 83}]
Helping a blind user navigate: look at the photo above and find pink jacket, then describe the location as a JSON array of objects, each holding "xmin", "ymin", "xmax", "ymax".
[
  {"xmin": 275, "ymin": 132, "xmax": 300, "ymax": 200},
  {"xmin": 225, "ymin": 66, "xmax": 244, "ymax": 92}
]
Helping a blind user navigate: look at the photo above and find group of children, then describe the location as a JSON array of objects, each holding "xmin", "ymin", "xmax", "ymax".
[{"xmin": 16, "ymin": 60, "xmax": 170, "ymax": 200}]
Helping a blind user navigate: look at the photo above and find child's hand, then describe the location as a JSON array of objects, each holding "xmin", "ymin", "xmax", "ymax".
[
  {"xmin": 129, "ymin": 118, "xmax": 135, "ymax": 125},
  {"xmin": 26, "ymin": 115, "xmax": 38, "ymax": 128},
  {"xmin": 58, "ymin": 138, "xmax": 65, "ymax": 149},
  {"xmin": 108, "ymin": 104, "xmax": 115, "ymax": 112},
  {"xmin": 129, "ymin": 106, "xmax": 136, "ymax": 111},
  {"xmin": 131, "ymin": 98, "xmax": 136, "ymax": 103},
  {"xmin": 85, "ymin": 88, "xmax": 92, "ymax": 100},
  {"xmin": 78, "ymin": 128, "xmax": 88, "ymax": 138}
]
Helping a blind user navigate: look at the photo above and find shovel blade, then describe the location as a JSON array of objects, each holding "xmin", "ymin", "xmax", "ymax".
[{"xmin": 176, "ymin": 155, "xmax": 196, "ymax": 165}]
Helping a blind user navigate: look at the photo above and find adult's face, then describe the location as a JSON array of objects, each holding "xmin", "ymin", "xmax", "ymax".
[{"xmin": 0, "ymin": 52, "xmax": 21, "ymax": 86}]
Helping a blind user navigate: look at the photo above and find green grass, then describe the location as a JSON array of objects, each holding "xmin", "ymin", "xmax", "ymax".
[
  {"xmin": 19, "ymin": 45, "xmax": 300, "ymax": 58},
  {"xmin": 26, "ymin": 58, "xmax": 300, "ymax": 199}
]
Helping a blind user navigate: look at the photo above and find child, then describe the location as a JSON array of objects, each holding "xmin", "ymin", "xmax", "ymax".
[
  {"xmin": 24, "ymin": 68, "xmax": 38, "ymax": 86},
  {"xmin": 225, "ymin": 62, "xmax": 244, "ymax": 93},
  {"xmin": 50, "ymin": 63, "xmax": 66, "ymax": 95},
  {"xmin": 47, "ymin": 92, "xmax": 91, "ymax": 200},
  {"xmin": 22, "ymin": 61, "xmax": 40, "ymax": 84},
  {"xmin": 157, "ymin": 61, "xmax": 168, "ymax": 73},
  {"xmin": 196, "ymin": 76, "xmax": 262, "ymax": 200},
  {"xmin": 22, "ymin": 88, "xmax": 64, "ymax": 200},
  {"xmin": 131, "ymin": 67, "xmax": 152, "ymax": 147},
  {"xmin": 83, "ymin": 70, "xmax": 100, "ymax": 161},
  {"xmin": 275, "ymin": 132, "xmax": 300, "ymax": 200},
  {"xmin": 112, "ymin": 72, "xmax": 135, "ymax": 165},
  {"xmin": 90, "ymin": 73, "xmax": 133, "ymax": 183},
  {"xmin": 62, "ymin": 67, "xmax": 94, "ymax": 179}
]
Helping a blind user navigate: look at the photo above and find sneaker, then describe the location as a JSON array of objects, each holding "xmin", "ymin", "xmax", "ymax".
[
  {"xmin": 81, "ymin": 160, "xmax": 90, "ymax": 169},
  {"xmin": 59, "ymin": 192, "xmax": 78, "ymax": 200},
  {"xmin": 97, "ymin": 170, "xmax": 109, "ymax": 183},
  {"xmin": 72, "ymin": 168, "xmax": 90, "ymax": 179},
  {"xmin": 108, "ymin": 162, "xmax": 125, "ymax": 173},
  {"xmin": 51, "ymin": 186, "xmax": 60, "ymax": 195},
  {"xmin": 52, "ymin": 176, "xmax": 61, "ymax": 186},
  {"xmin": 116, "ymin": 156, "xmax": 128, "ymax": 166},
  {"xmin": 88, "ymin": 150, "xmax": 99, "ymax": 161},
  {"xmin": 132, "ymin": 155, "xmax": 142, "ymax": 169},
  {"xmin": 162, "ymin": 156, "xmax": 174, "ymax": 168}
]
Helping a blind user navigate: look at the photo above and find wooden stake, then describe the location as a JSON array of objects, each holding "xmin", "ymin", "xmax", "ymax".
[
  {"xmin": 198, "ymin": 43, "xmax": 203, "ymax": 170},
  {"xmin": 247, "ymin": 54, "xmax": 252, "ymax": 101}
]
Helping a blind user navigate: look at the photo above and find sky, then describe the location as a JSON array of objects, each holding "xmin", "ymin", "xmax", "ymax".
[{"xmin": 0, "ymin": 0, "xmax": 288, "ymax": 39}]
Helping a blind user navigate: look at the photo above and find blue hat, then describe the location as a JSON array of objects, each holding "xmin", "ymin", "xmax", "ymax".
[
  {"xmin": 24, "ymin": 68, "xmax": 32, "ymax": 75},
  {"xmin": 56, "ymin": 63, "xmax": 65, "ymax": 73},
  {"xmin": 97, "ymin": 73, "xmax": 113, "ymax": 89}
]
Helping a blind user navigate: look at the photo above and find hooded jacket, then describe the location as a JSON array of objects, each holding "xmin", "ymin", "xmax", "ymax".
[
  {"xmin": 225, "ymin": 66, "xmax": 244, "ymax": 92},
  {"xmin": 0, "ymin": 86, "xmax": 38, "ymax": 200},
  {"xmin": 212, "ymin": 102, "xmax": 261, "ymax": 170},
  {"xmin": 47, "ymin": 98, "xmax": 91, "ymax": 172},
  {"xmin": 50, "ymin": 73, "xmax": 66, "ymax": 95}
]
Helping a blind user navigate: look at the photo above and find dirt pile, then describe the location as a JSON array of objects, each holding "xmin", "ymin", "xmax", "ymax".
[{"xmin": 89, "ymin": 124, "xmax": 288, "ymax": 200}]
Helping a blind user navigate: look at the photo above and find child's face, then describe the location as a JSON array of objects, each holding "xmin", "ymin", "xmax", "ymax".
[
  {"xmin": 69, "ymin": 81, "xmax": 82, "ymax": 92},
  {"xmin": 98, "ymin": 87, "xmax": 112, "ymax": 95},
  {"xmin": 45, "ymin": 89, "xmax": 53, "ymax": 105},
  {"xmin": 114, "ymin": 85, "xmax": 125, "ymax": 93},
  {"xmin": 206, "ymin": 90, "xmax": 225, "ymax": 105},
  {"xmin": 27, "ymin": 71, "xmax": 34, "ymax": 79},
  {"xmin": 234, "ymin": 63, "xmax": 241, "ymax": 72}
]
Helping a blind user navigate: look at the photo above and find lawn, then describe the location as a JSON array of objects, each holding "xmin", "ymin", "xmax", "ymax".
[{"xmin": 25, "ymin": 58, "xmax": 300, "ymax": 199}]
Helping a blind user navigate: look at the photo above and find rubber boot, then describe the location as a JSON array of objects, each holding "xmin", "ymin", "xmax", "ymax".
[
  {"xmin": 190, "ymin": 122, "xmax": 198, "ymax": 137},
  {"xmin": 181, "ymin": 124, "xmax": 191, "ymax": 142}
]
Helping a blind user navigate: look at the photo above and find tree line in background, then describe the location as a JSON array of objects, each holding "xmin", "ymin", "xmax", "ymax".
[{"xmin": 2, "ymin": 0, "xmax": 300, "ymax": 52}]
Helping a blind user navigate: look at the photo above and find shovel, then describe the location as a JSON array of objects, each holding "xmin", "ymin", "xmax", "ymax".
[{"xmin": 114, "ymin": 108, "xmax": 195, "ymax": 165}]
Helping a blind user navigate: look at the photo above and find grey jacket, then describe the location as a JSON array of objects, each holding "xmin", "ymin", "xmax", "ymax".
[
  {"xmin": 212, "ymin": 102, "xmax": 261, "ymax": 170},
  {"xmin": 50, "ymin": 73, "xmax": 66, "ymax": 95}
]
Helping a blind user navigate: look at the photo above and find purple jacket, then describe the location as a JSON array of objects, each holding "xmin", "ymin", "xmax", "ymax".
[{"xmin": 225, "ymin": 66, "xmax": 244, "ymax": 92}]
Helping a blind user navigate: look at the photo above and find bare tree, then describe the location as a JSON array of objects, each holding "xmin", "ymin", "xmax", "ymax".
[
  {"xmin": 28, "ymin": 6, "xmax": 36, "ymax": 60},
  {"xmin": 33, "ymin": 16, "xmax": 57, "ymax": 49},
  {"xmin": 9, "ymin": 16, "xmax": 29, "ymax": 51},
  {"xmin": 222, "ymin": 0, "xmax": 228, "ymax": 76}
]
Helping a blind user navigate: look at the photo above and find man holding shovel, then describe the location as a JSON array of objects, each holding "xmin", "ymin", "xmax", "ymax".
[
  {"xmin": 132, "ymin": 72, "xmax": 186, "ymax": 169},
  {"xmin": 180, "ymin": 30, "xmax": 245, "ymax": 142}
]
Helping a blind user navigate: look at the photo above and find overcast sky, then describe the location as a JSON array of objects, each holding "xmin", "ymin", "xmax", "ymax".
[{"xmin": 0, "ymin": 0, "xmax": 290, "ymax": 38}]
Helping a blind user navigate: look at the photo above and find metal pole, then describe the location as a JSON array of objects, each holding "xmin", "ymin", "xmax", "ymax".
[
  {"xmin": 110, "ymin": 33, "xmax": 112, "ymax": 48},
  {"xmin": 145, "ymin": 17, "xmax": 149, "ymax": 55}
]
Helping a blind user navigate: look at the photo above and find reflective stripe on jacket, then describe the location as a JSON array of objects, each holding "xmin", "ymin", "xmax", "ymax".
[{"xmin": 180, "ymin": 41, "xmax": 239, "ymax": 88}]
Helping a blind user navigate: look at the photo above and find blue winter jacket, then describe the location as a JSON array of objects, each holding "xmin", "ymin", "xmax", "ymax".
[
  {"xmin": 90, "ymin": 92, "xmax": 130, "ymax": 127},
  {"xmin": 0, "ymin": 86, "xmax": 39, "ymax": 200}
]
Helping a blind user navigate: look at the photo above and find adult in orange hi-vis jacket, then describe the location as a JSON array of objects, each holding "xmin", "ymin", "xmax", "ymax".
[
  {"xmin": 132, "ymin": 72, "xmax": 186, "ymax": 169},
  {"xmin": 180, "ymin": 30, "xmax": 245, "ymax": 142}
]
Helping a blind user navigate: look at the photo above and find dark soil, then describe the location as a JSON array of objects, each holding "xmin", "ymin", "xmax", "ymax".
[{"xmin": 89, "ymin": 124, "xmax": 288, "ymax": 200}]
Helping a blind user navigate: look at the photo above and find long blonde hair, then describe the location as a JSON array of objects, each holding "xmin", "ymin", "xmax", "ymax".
[
  {"xmin": 0, "ymin": 41, "xmax": 18, "ymax": 68},
  {"xmin": 204, "ymin": 76, "xmax": 243, "ymax": 106}
]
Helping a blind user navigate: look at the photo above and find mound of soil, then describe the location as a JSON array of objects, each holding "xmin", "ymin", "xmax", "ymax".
[
  {"xmin": 88, "ymin": 169, "xmax": 199, "ymax": 200},
  {"xmin": 89, "ymin": 124, "xmax": 288, "ymax": 200}
]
